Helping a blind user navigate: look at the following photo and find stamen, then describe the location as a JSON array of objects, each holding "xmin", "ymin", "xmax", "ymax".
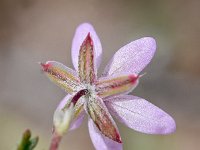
[{"xmin": 71, "ymin": 89, "xmax": 88, "ymax": 105}]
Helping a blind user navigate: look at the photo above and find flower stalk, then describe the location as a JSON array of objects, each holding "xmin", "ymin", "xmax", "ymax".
[
  {"xmin": 49, "ymin": 133, "xmax": 62, "ymax": 150},
  {"xmin": 49, "ymin": 89, "xmax": 88, "ymax": 150}
]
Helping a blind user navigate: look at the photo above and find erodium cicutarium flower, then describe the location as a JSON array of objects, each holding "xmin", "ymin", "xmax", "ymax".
[{"xmin": 40, "ymin": 23, "xmax": 176, "ymax": 150}]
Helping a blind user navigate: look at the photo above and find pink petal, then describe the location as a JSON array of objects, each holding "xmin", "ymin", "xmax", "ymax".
[
  {"xmin": 102, "ymin": 37, "xmax": 156, "ymax": 77},
  {"xmin": 56, "ymin": 94, "xmax": 85, "ymax": 131},
  {"xmin": 88, "ymin": 119, "xmax": 123, "ymax": 150},
  {"xmin": 71, "ymin": 23, "xmax": 102, "ymax": 71},
  {"xmin": 69, "ymin": 111, "xmax": 85, "ymax": 130},
  {"xmin": 105, "ymin": 95, "xmax": 176, "ymax": 134},
  {"xmin": 56, "ymin": 94, "xmax": 72, "ymax": 110}
]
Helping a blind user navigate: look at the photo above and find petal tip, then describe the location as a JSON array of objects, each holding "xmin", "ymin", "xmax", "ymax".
[
  {"xmin": 76, "ymin": 22, "xmax": 95, "ymax": 32},
  {"xmin": 143, "ymin": 37, "xmax": 157, "ymax": 51},
  {"xmin": 78, "ymin": 22, "xmax": 93, "ymax": 26},
  {"xmin": 157, "ymin": 114, "xmax": 176, "ymax": 135},
  {"xmin": 163, "ymin": 116, "xmax": 176, "ymax": 134}
]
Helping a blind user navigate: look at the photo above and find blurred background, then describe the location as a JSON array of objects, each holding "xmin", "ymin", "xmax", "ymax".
[{"xmin": 0, "ymin": 0, "xmax": 200, "ymax": 149}]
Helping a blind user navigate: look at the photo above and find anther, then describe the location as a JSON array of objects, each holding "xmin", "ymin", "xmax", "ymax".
[{"xmin": 71, "ymin": 89, "xmax": 88, "ymax": 105}]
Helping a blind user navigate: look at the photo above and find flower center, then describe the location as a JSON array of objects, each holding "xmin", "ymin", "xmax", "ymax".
[
  {"xmin": 84, "ymin": 84, "xmax": 96, "ymax": 97},
  {"xmin": 71, "ymin": 84, "xmax": 97, "ymax": 105}
]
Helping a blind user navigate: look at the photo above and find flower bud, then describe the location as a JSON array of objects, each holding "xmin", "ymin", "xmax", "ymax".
[{"xmin": 53, "ymin": 103, "xmax": 74, "ymax": 136}]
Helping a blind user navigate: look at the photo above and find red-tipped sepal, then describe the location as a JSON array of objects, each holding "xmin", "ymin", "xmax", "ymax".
[
  {"xmin": 96, "ymin": 74, "xmax": 139, "ymax": 98},
  {"xmin": 78, "ymin": 33, "xmax": 96, "ymax": 84},
  {"xmin": 40, "ymin": 61, "xmax": 81, "ymax": 94},
  {"xmin": 87, "ymin": 95, "xmax": 122, "ymax": 143}
]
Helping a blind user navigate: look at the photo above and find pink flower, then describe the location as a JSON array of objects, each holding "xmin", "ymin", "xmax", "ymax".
[{"xmin": 41, "ymin": 23, "xmax": 176, "ymax": 150}]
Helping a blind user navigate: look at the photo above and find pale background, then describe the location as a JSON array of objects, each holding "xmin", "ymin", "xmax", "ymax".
[{"xmin": 0, "ymin": 0, "xmax": 200, "ymax": 150}]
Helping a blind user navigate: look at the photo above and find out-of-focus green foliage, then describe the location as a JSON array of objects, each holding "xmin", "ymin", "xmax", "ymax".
[{"xmin": 17, "ymin": 129, "xmax": 39, "ymax": 150}]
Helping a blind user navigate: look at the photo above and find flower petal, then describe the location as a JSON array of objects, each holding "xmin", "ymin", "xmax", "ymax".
[
  {"xmin": 87, "ymin": 96, "xmax": 122, "ymax": 143},
  {"xmin": 102, "ymin": 37, "xmax": 156, "ymax": 77},
  {"xmin": 96, "ymin": 74, "xmax": 139, "ymax": 98},
  {"xmin": 69, "ymin": 110, "xmax": 85, "ymax": 130},
  {"xmin": 78, "ymin": 33, "xmax": 96, "ymax": 84},
  {"xmin": 88, "ymin": 119, "xmax": 123, "ymax": 150},
  {"xmin": 72, "ymin": 23, "xmax": 102, "ymax": 71},
  {"xmin": 105, "ymin": 95, "xmax": 176, "ymax": 134},
  {"xmin": 40, "ymin": 61, "xmax": 81, "ymax": 94},
  {"xmin": 56, "ymin": 94, "xmax": 85, "ymax": 131}
]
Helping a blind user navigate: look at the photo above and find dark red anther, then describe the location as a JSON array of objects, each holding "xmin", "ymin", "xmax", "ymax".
[{"xmin": 71, "ymin": 89, "xmax": 88, "ymax": 105}]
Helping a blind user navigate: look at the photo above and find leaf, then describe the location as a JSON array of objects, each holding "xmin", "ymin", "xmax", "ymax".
[{"xmin": 17, "ymin": 129, "xmax": 39, "ymax": 150}]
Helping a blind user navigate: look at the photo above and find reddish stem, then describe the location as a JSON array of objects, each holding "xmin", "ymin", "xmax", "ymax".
[{"xmin": 49, "ymin": 133, "xmax": 62, "ymax": 150}]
